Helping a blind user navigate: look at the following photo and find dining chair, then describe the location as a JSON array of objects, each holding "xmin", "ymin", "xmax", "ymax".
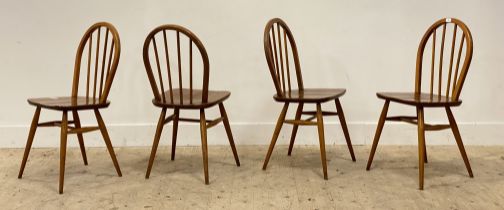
[
  {"xmin": 261, "ymin": 18, "xmax": 356, "ymax": 180},
  {"xmin": 365, "ymin": 18, "xmax": 474, "ymax": 190},
  {"xmin": 143, "ymin": 24, "xmax": 240, "ymax": 184},
  {"xmin": 18, "ymin": 22, "xmax": 122, "ymax": 194}
]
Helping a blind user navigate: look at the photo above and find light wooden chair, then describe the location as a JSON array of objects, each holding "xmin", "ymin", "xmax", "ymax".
[
  {"xmin": 366, "ymin": 18, "xmax": 474, "ymax": 190},
  {"xmin": 143, "ymin": 25, "xmax": 240, "ymax": 184},
  {"xmin": 262, "ymin": 18, "xmax": 356, "ymax": 180},
  {"xmin": 18, "ymin": 22, "xmax": 122, "ymax": 194}
]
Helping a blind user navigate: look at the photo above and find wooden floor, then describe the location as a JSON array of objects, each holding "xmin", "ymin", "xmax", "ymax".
[{"xmin": 1, "ymin": 145, "xmax": 504, "ymax": 209}]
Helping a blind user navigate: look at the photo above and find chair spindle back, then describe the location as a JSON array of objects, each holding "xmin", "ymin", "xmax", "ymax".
[
  {"xmin": 72, "ymin": 22, "xmax": 121, "ymax": 104},
  {"xmin": 264, "ymin": 18, "xmax": 304, "ymax": 97},
  {"xmin": 143, "ymin": 25, "xmax": 210, "ymax": 104},
  {"xmin": 415, "ymin": 18, "xmax": 473, "ymax": 101}
]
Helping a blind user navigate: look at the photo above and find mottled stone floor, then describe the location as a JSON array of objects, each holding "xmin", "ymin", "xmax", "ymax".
[{"xmin": 1, "ymin": 145, "xmax": 503, "ymax": 209}]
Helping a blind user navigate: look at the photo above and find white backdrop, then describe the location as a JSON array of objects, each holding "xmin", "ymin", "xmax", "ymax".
[{"xmin": 1, "ymin": 0, "xmax": 503, "ymax": 148}]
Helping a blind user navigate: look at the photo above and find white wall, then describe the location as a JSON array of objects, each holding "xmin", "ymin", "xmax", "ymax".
[{"xmin": 1, "ymin": 0, "xmax": 503, "ymax": 148}]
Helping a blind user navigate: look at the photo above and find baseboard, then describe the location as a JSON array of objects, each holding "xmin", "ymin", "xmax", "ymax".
[{"xmin": 1, "ymin": 122, "xmax": 503, "ymax": 148}]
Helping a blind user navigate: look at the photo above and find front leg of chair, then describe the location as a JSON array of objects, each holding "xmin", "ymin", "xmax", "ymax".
[
  {"xmin": 72, "ymin": 110, "xmax": 88, "ymax": 165},
  {"xmin": 199, "ymin": 109, "xmax": 210, "ymax": 184},
  {"xmin": 146, "ymin": 108, "xmax": 167, "ymax": 179},
  {"xmin": 335, "ymin": 99, "xmax": 356, "ymax": 161},
  {"xmin": 445, "ymin": 107, "xmax": 473, "ymax": 178},
  {"xmin": 18, "ymin": 106, "xmax": 41, "ymax": 178},
  {"xmin": 316, "ymin": 103, "xmax": 328, "ymax": 180},
  {"xmin": 366, "ymin": 100, "xmax": 390, "ymax": 170},
  {"xmin": 416, "ymin": 106, "xmax": 426, "ymax": 190},
  {"xmin": 94, "ymin": 109, "xmax": 122, "ymax": 177},
  {"xmin": 59, "ymin": 110, "xmax": 69, "ymax": 194},
  {"xmin": 288, "ymin": 103, "xmax": 303, "ymax": 156},
  {"xmin": 219, "ymin": 103, "xmax": 240, "ymax": 166},
  {"xmin": 262, "ymin": 103, "xmax": 289, "ymax": 170}
]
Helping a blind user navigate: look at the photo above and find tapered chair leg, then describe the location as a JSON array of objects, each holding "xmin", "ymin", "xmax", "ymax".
[
  {"xmin": 446, "ymin": 107, "xmax": 473, "ymax": 177},
  {"xmin": 94, "ymin": 109, "xmax": 122, "ymax": 177},
  {"xmin": 59, "ymin": 111, "xmax": 69, "ymax": 194},
  {"xmin": 218, "ymin": 103, "xmax": 240, "ymax": 166},
  {"xmin": 335, "ymin": 99, "xmax": 356, "ymax": 161},
  {"xmin": 199, "ymin": 109, "xmax": 209, "ymax": 184},
  {"xmin": 424, "ymin": 143, "xmax": 428, "ymax": 163},
  {"xmin": 288, "ymin": 103, "xmax": 303, "ymax": 156},
  {"xmin": 72, "ymin": 111, "xmax": 88, "ymax": 165},
  {"xmin": 316, "ymin": 103, "xmax": 328, "ymax": 180},
  {"xmin": 146, "ymin": 108, "xmax": 167, "ymax": 178},
  {"xmin": 18, "ymin": 106, "xmax": 41, "ymax": 178},
  {"xmin": 366, "ymin": 100, "xmax": 390, "ymax": 170},
  {"xmin": 262, "ymin": 103, "xmax": 289, "ymax": 170},
  {"xmin": 171, "ymin": 108, "xmax": 179, "ymax": 161},
  {"xmin": 417, "ymin": 106, "xmax": 426, "ymax": 190}
]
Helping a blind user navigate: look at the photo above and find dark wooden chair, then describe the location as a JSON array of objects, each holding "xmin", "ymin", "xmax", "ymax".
[
  {"xmin": 143, "ymin": 25, "xmax": 240, "ymax": 184},
  {"xmin": 261, "ymin": 18, "xmax": 356, "ymax": 180},
  {"xmin": 18, "ymin": 22, "xmax": 122, "ymax": 194},
  {"xmin": 366, "ymin": 18, "xmax": 474, "ymax": 190}
]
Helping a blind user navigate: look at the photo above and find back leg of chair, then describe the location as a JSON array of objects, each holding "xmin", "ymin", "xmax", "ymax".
[
  {"xmin": 263, "ymin": 103, "xmax": 289, "ymax": 170},
  {"xmin": 94, "ymin": 109, "xmax": 122, "ymax": 177},
  {"xmin": 366, "ymin": 100, "xmax": 390, "ymax": 170},
  {"xmin": 335, "ymin": 99, "xmax": 356, "ymax": 161},
  {"xmin": 288, "ymin": 103, "xmax": 303, "ymax": 156},
  {"xmin": 446, "ymin": 107, "xmax": 473, "ymax": 177},
  {"xmin": 72, "ymin": 111, "xmax": 88, "ymax": 165},
  {"xmin": 146, "ymin": 108, "xmax": 167, "ymax": 178},
  {"xmin": 219, "ymin": 103, "xmax": 240, "ymax": 166},
  {"xmin": 18, "ymin": 106, "xmax": 42, "ymax": 178}
]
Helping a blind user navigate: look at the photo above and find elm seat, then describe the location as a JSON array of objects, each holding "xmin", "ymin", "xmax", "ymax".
[
  {"xmin": 152, "ymin": 89, "xmax": 230, "ymax": 109},
  {"xmin": 274, "ymin": 88, "xmax": 346, "ymax": 103},
  {"xmin": 377, "ymin": 92, "xmax": 462, "ymax": 107},
  {"xmin": 28, "ymin": 97, "xmax": 110, "ymax": 111}
]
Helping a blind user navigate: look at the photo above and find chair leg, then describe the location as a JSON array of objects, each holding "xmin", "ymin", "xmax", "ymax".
[
  {"xmin": 59, "ymin": 110, "xmax": 69, "ymax": 194},
  {"xmin": 218, "ymin": 103, "xmax": 241, "ymax": 166},
  {"xmin": 94, "ymin": 109, "xmax": 122, "ymax": 177},
  {"xmin": 18, "ymin": 106, "xmax": 41, "ymax": 179},
  {"xmin": 417, "ymin": 106, "xmax": 426, "ymax": 190},
  {"xmin": 366, "ymin": 100, "xmax": 390, "ymax": 170},
  {"xmin": 171, "ymin": 108, "xmax": 179, "ymax": 161},
  {"xmin": 288, "ymin": 103, "xmax": 303, "ymax": 156},
  {"xmin": 424, "ymin": 142, "xmax": 428, "ymax": 163},
  {"xmin": 72, "ymin": 111, "xmax": 88, "ymax": 165},
  {"xmin": 199, "ymin": 109, "xmax": 209, "ymax": 184},
  {"xmin": 262, "ymin": 103, "xmax": 289, "ymax": 170},
  {"xmin": 335, "ymin": 99, "xmax": 356, "ymax": 161},
  {"xmin": 445, "ymin": 107, "xmax": 473, "ymax": 177},
  {"xmin": 316, "ymin": 103, "xmax": 328, "ymax": 180},
  {"xmin": 146, "ymin": 108, "xmax": 167, "ymax": 179}
]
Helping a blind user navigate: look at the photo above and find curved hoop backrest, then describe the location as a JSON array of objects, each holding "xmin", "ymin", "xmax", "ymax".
[
  {"xmin": 264, "ymin": 18, "xmax": 304, "ymax": 97},
  {"xmin": 72, "ymin": 22, "xmax": 121, "ymax": 104},
  {"xmin": 415, "ymin": 18, "xmax": 473, "ymax": 101},
  {"xmin": 143, "ymin": 25, "xmax": 210, "ymax": 104}
]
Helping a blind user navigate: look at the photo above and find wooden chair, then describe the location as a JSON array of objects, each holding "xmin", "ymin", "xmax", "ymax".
[
  {"xmin": 143, "ymin": 25, "xmax": 240, "ymax": 184},
  {"xmin": 18, "ymin": 22, "xmax": 122, "ymax": 194},
  {"xmin": 261, "ymin": 18, "xmax": 356, "ymax": 180},
  {"xmin": 365, "ymin": 18, "xmax": 474, "ymax": 190}
]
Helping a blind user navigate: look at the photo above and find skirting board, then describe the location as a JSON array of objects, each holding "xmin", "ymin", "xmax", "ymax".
[{"xmin": 1, "ymin": 122, "xmax": 503, "ymax": 148}]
